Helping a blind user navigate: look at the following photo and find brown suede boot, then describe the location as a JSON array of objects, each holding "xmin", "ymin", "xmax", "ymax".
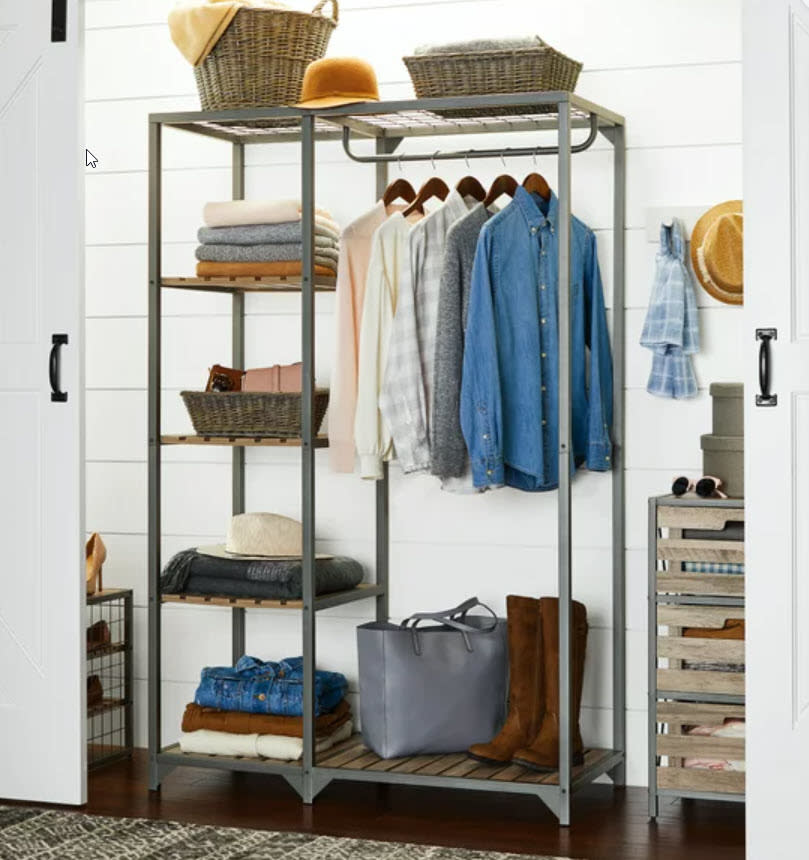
[
  {"xmin": 468, "ymin": 595, "xmax": 544, "ymax": 764},
  {"xmin": 512, "ymin": 597, "xmax": 588, "ymax": 771}
]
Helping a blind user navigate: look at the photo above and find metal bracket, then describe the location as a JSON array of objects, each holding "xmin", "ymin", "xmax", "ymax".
[
  {"xmin": 341, "ymin": 113, "xmax": 599, "ymax": 165},
  {"xmin": 285, "ymin": 771, "xmax": 333, "ymax": 802}
]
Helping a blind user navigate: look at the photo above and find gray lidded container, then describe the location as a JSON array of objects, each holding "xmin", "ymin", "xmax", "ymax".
[
  {"xmin": 701, "ymin": 433, "xmax": 744, "ymax": 498},
  {"xmin": 710, "ymin": 382, "xmax": 743, "ymax": 437}
]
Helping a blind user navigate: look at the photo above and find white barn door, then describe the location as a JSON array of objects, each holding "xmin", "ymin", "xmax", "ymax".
[
  {"xmin": 0, "ymin": 0, "xmax": 85, "ymax": 804},
  {"xmin": 744, "ymin": 0, "xmax": 809, "ymax": 856}
]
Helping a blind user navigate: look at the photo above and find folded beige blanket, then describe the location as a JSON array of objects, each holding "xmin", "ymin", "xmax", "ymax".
[{"xmin": 203, "ymin": 199, "xmax": 336, "ymax": 229}]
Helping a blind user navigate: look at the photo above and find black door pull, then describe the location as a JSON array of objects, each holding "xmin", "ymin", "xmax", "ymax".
[
  {"xmin": 49, "ymin": 334, "xmax": 68, "ymax": 402},
  {"xmin": 756, "ymin": 328, "xmax": 777, "ymax": 407},
  {"xmin": 51, "ymin": 0, "xmax": 67, "ymax": 42}
]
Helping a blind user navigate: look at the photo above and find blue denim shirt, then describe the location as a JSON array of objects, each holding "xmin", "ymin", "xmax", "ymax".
[
  {"xmin": 460, "ymin": 188, "xmax": 613, "ymax": 491},
  {"xmin": 195, "ymin": 656, "xmax": 347, "ymax": 717}
]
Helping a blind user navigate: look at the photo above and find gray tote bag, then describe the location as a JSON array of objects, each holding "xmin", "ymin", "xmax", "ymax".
[{"xmin": 357, "ymin": 597, "xmax": 508, "ymax": 759}]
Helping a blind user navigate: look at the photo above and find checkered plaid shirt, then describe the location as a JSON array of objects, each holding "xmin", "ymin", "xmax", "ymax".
[
  {"xmin": 380, "ymin": 190, "xmax": 472, "ymax": 473},
  {"xmin": 640, "ymin": 218, "xmax": 700, "ymax": 399}
]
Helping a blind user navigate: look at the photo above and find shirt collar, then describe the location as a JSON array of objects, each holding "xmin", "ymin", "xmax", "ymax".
[{"xmin": 513, "ymin": 185, "xmax": 558, "ymax": 233}]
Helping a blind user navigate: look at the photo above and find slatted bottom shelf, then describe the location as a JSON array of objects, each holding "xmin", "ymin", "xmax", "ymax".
[
  {"xmin": 159, "ymin": 734, "xmax": 621, "ymax": 794},
  {"xmin": 316, "ymin": 735, "xmax": 620, "ymax": 789}
]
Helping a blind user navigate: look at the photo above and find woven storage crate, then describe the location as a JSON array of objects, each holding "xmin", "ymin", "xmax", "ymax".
[
  {"xmin": 403, "ymin": 40, "xmax": 582, "ymax": 117},
  {"xmin": 193, "ymin": 1, "xmax": 338, "ymax": 125},
  {"xmin": 181, "ymin": 390, "xmax": 329, "ymax": 438}
]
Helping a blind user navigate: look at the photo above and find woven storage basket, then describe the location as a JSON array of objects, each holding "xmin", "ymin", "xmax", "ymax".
[
  {"xmin": 403, "ymin": 40, "xmax": 582, "ymax": 117},
  {"xmin": 181, "ymin": 390, "xmax": 329, "ymax": 438},
  {"xmin": 193, "ymin": 0, "xmax": 338, "ymax": 126}
]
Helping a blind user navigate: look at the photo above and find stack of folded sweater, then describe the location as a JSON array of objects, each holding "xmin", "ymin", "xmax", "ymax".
[
  {"xmin": 180, "ymin": 656, "xmax": 353, "ymax": 760},
  {"xmin": 196, "ymin": 199, "xmax": 340, "ymax": 278}
]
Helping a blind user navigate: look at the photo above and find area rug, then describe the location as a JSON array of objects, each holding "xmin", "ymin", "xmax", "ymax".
[{"xmin": 0, "ymin": 807, "xmax": 577, "ymax": 860}]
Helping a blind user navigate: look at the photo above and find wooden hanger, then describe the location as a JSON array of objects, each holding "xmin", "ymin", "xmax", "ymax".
[
  {"xmin": 455, "ymin": 175, "xmax": 486, "ymax": 202},
  {"xmin": 483, "ymin": 174, "xmax": 518, "ymax": 209},
  {"xmin": 522, "ymin": 172, "xmax": 551, "ymax": 201},
  {"xmin": 403, "ymin": 177, "xmax": 450, "ymax": 217},
  {"xmin": 382, "ymin": 178, "xmax": 416, "ymax": 207}
]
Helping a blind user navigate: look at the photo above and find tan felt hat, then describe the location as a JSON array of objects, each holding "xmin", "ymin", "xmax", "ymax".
[
  {"xmin": 197, "ymin": 512, "xmax": 331, "ymax": 561},
  {"xmin": 296, "ymin": 57, "xmax": 379, "ymax": 109},
  {"xmin": 690, "ymin": 200, "xmax": 744, "ymax": 305}
]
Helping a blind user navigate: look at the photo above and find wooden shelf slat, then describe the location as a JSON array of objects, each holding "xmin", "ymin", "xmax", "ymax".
[
  {"xmin": 88, "ymin": 698, "xmax": 127, "ymax": 717},
  {"xmin": 87, "ymin": 642, "xmax": 128, "ymax": 660},
  {"xmin": 162, "ymin": 276, "xmax": 336, "ymax": 293},
  {"xmin": 162, "ymin": 583, "xmax": 377, "ymax": 611},
  {"xmin": 161, "ymin": 434, "xmax": 329, "ymax": 448}
]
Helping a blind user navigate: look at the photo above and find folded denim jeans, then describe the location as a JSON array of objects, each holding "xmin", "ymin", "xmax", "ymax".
[{"xmin": 195, "ymin": 656, "xmax": 347, "ymax": 717}]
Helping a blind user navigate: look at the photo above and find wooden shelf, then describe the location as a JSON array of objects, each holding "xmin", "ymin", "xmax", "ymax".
[
  {"xmin": 87, "ymin": 642, "xmax": 127, "ymax": 660},
  {"xmin": 162, "ymin": 276, "xmax": 336, "ymax": 294},
  {"xmin": 88, "ymin": 698, "xmax": 127, "ymax": 717},
  {"xmin": 161, "ymin": 434, "xmax": 328, "ymax": 448},
  {"xmin": 315, "ymin": 735, "xmax": 618, "ymax": 788},
  {"xmin": 162, "ymin": 583, "xmax": 380, "ymax": 611}
]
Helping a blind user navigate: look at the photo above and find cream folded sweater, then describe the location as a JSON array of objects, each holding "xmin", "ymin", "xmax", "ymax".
[
  {"xmin": 179, "ymin": 719, "xmax": 352, "ymax": 761},
  {"xmin": 203, "ymin": 199, "xmax": 335, "ymax": 229}
]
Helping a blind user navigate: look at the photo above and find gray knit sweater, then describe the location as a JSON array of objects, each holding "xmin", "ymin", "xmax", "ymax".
[{"xmin": 431, "ymin": 203, "xmax": 491, "ymax": 479}]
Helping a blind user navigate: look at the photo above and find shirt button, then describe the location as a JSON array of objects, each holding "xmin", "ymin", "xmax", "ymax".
[
  {"xmin": 541, "ymin": 352, "xmax": 547, "ymax": 359},
  {"xmin": 541, "ymin": 318, "xmax": 546, "ymax": 325},
  {"xmin": 258, "ymin": 694, "xmax": 266, "ymax": 701},
  {"xmin": 531, "ymin": 226, "xmax": 538, "ymax": 234},
  {"xmin": 541, "ymin": 385, "xmax": 546, "ymax": 392},
  {"xmin": 483, "ymin": 433, "xmax": 489, "ymax": 440},
  {"xmin": 606, "ymin": 456, "xmax": 611, "ymax": 462},
  {"xmin": 542, "ymin": 419, "xmax": 547, "ymax": 426},
  {"xmin": 486, "ymin": 469, "xmax": 493, "ymax": 476},
  {"xmin": 540, "ymin": 284, "xmax": 546, "ymax": 290}
]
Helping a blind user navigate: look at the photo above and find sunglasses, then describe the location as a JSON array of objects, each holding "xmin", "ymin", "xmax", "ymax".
[{"xmin": 671, "ymin": 475, "xmax": 728, "ymax": 499}]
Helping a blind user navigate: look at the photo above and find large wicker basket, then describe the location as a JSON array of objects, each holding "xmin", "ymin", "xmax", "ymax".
[
  {"xmin": 402, "ymin": 40, "xmax": 582, "ymax": 117},
  {"xmin": 181, "ymin": 390, "xmax": 330, "ymax": 438},
  {"xmin": 194, "ymin": 1, "xmax": 338, "ymax": 124}
]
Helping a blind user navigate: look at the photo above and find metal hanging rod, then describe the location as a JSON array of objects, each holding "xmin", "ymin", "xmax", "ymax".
[{"xmin": 341, "ymin": 112, "xmax": 599, "ymax": 164}]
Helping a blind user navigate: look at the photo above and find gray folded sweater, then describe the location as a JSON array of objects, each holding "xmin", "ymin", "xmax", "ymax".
[
  {"xmin": 196, "ymin": 243, "xmax": 339, "ymax": 264},
  {"xmin": 198, "ymin": 221, "xmax": 340, "ymax": 246},
  {"xmin": 414, "ymin": 36, "xmax": 541, "ymax": 55}
]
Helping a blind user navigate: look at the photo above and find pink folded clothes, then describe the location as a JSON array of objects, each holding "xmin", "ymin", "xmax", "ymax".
[
  {"xmin": 684, "ymin": 718, "xmax": 745, "ymax": 772},
  {"xmin": 203, "ymin": 199, "xmax": 336, "ymax": 229},
  {"xmin": 243, "ymin": 363, "xmax": 302, "ymax": 393}
]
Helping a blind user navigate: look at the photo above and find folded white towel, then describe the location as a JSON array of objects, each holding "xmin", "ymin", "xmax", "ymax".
[{"xmin": 178, "ymin": 719, "xmax": 353, "ymax": 760}]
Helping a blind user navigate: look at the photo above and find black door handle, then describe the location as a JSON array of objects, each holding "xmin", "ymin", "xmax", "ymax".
[
  {"xmin": 49, "ymin": 334, "xmax": 68, "ymax": 402},
  {"xmin": 51, "ymin": 0, "xmax": 67, "ymax": 42},
  {"xmin": 756, "ymin": 328, "xmax": 777, "ymax": 407}
]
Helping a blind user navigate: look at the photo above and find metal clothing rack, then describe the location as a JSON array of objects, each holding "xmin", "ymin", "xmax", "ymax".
[{"xmin": 147, "ymin": 91, "xmax": 626, "ymax": 826}]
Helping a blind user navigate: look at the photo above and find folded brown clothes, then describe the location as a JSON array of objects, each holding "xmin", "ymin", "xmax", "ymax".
[
  {"xmin": 181, "ymin": 698, "xmax": 351, "ymax": 737},
  {"xmin": 196, "ymin": 261, "xmax": 336, "ymax": 278}
]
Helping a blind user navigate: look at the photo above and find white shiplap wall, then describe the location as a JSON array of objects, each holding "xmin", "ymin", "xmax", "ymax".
[{"xmin": 84, "ymin": 0, "xmax": 743, "ymax": 787}]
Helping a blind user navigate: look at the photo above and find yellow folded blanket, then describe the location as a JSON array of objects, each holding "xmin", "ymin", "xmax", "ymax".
[{"xmin": 168, "ymin": 0, "xmax": 288, "ymax": 66}]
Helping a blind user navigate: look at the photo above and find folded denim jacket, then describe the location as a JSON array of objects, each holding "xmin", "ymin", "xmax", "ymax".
[{"xmin": 194, "ymin": 656, "xmax": 347, "ymax": 717}]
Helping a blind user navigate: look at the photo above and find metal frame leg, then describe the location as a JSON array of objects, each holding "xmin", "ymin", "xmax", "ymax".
[
  {"xmin": 648, "ymin": 497, "xmax": 659, "ymax": 819},
  {"xmin": 147, "ymin": 119, "xmax": 163, "ymax": 792},
  {"xmin": 300, "ymin": 115, "xmax": 317, "ymax": 805},
  {"xmin": 610, "ymin": 121, "xmax": 627, "ymax": 787},
  {"xmin": 373, "ymin": 136, "xmax": 401, "ymax": 625},
  {"xmin": 231, "ymin": 142, "xmax": 247, "ymax": 663},
  {"xmin": 557, "ymin": 99, "xmax": 573, "ymax": 828}
]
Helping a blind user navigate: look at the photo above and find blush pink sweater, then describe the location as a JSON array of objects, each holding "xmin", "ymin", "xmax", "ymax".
[{"xmin": 329, "ymin": 201, "xmax": 405, "ymax": 472}]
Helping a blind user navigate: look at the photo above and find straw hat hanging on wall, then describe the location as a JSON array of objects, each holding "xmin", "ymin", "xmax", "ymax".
[{"xmin": 690, "ymin": 200, "xmax": 744, "ymax": 305}]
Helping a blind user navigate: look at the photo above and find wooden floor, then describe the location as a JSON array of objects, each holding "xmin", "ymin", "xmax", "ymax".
[{"xmin": 48, "ymin": 749, "xmax": 746, "ymax": 859}]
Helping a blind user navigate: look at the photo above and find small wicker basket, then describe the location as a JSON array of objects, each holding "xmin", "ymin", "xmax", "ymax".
[
  {"xmin": 181, "ymin": 390, "xmax": 330, "ymax": 438},
  {"xmin": 193, "ymin": 0, "xmax": 338, "ymax": 124},
  {"xmin": 402, "ymin": 40, "xmax": 582, "ymax": 117}
]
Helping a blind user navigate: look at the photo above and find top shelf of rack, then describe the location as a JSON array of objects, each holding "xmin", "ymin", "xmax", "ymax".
[{"xmin": 150, "ymin": 93, "xmax": 624, "ymax": 145}]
